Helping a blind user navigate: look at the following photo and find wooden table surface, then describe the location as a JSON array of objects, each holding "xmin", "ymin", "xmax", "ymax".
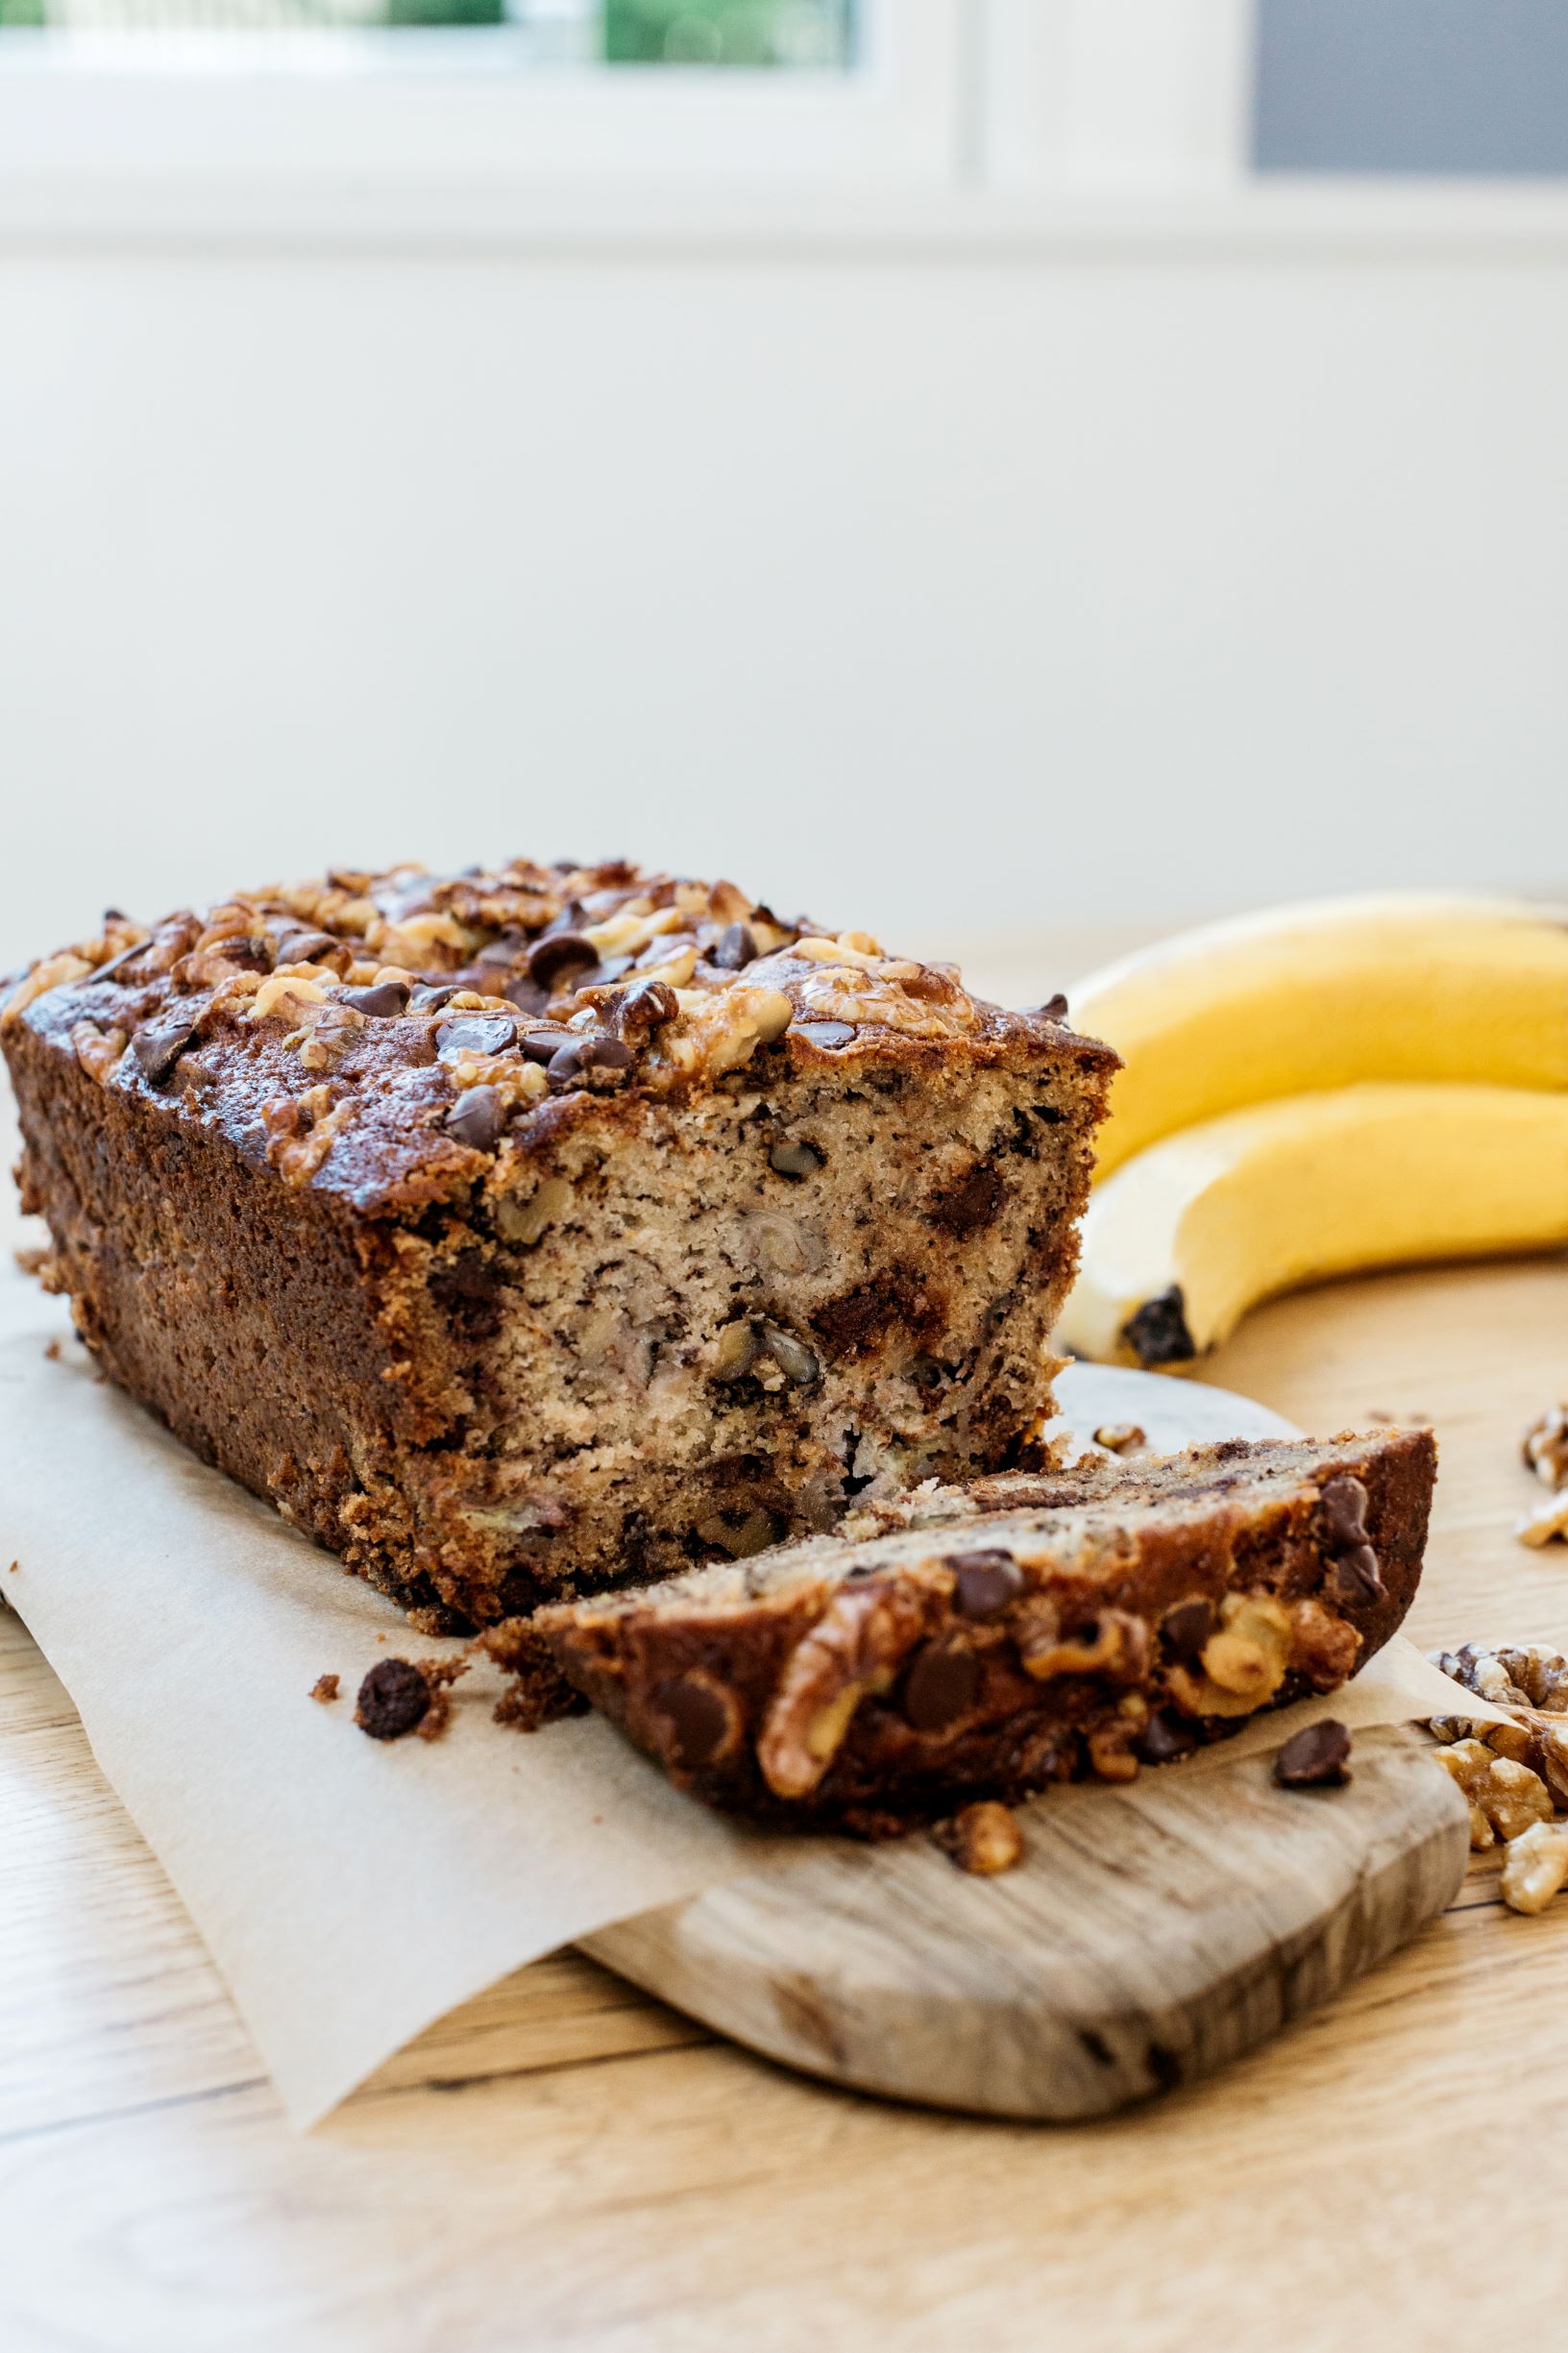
[{"xmin": 4, "ymin": 940, "xmax": 1568, "ymax": 2352}]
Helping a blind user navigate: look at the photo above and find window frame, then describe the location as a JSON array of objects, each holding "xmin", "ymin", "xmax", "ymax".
[
  {"xmin": 4, "ymin": 0, "xmax": 1568, "ymax": 250},
  {"xmin": 0, "ymin": 0, "xmax": 963, "ymax": 198}
]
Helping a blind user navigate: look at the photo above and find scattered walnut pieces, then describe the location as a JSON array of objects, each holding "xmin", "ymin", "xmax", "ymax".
[
  {"xmin": 1500, "ymin": 1821, "xmax": 1568, "ymax": 1917},
  {"xmin": 1434, "ymin": 1741, "xmax": 1555, "ymax": 1846},
  {"xmin": 1431, "ymin": 1640, "xmax": 1568, "ymax": 1714},
  {"xmin": 1516, "ymin": 1408, "xmax": 1568, "ymax": 1545},
  {"xmin": 1524, "ymin": 1406, "xmax": 1568, "ymax": 1488},
  {"xmin": 1427, "ymin": 1640, "xmax": 1568, "ymax": 1908},
  {"xmin": 1518, "ymin": 1494, "xmax": 1568, "ymax": 1549},
  {"xmin": 933, "ymin": 1800, "xmax": 1024, "ymax": 1876},
  {"xmin": 309, "ymin": 1673, "xmax": 340, "ymax": 1704}
]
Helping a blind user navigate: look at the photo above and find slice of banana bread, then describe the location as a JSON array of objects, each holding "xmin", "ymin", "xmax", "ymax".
[
  {"xmin": 2, "ymin": 859, "xmax": 1115, "ymax": 1630},
  {"xmin": 532, "ymin": 1428, "xmax": 1434, "ymax": 1829}
]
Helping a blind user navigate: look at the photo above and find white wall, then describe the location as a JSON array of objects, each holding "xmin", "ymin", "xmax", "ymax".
[{"xmin": 3, "ymin": 230, "xmax": 1565, "ymax": 976}]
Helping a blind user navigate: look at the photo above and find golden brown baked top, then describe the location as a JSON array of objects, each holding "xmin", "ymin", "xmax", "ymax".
[{"xmin": 2, "ymin": 857, "xmax": 1114, "ymax": 1218}]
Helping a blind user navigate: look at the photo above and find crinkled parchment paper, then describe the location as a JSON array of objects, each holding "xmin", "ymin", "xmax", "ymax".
[{"xmin": 0, "ymin": 1239, "xmax": 1488, "ymax": 2128}]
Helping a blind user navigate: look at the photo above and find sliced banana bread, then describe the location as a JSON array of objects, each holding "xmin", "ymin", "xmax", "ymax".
[{"xmin": 533, "ymin": 1428, "xmax": 1434, "ymax": 1829}]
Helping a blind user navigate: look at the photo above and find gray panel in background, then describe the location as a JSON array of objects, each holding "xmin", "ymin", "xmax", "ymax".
[{"xmin": 1255, "ymin": 0, "xmax": 1568, "ymax": 174}]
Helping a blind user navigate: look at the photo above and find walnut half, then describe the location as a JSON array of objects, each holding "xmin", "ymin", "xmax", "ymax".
[{"xmin": 756, "ymin": 1582, "xmax": 928, "ymax": 1800}]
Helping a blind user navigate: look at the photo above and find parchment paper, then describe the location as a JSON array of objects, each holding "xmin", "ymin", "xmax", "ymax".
[{"xmin": 0, "ymin": 1242, "xmax": 1497, "ymax": 2129}]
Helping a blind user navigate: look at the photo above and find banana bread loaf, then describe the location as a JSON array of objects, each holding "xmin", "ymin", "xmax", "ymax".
[
  {"xmin": 532, "ymin": 1428, "xmax": 1434, "ymax": 1829},
  {"xmin": 2, "ymin": 859, "xmax": 1115, "ymax": 1630}
]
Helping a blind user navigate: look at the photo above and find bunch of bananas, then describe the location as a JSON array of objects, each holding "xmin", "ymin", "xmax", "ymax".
[{"xmin": 1054, "ymin": 894, "xmax": 1568, "ymax": 1370}]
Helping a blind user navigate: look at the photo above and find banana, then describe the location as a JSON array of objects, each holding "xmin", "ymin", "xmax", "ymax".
[
  {"xmin": 1070, "ymin": 894, "xmax": 1568, "ymax": 1181},
  {"xmin": 1056, "ymin": 1083, "xmax": 1568, "ymax": 1370}
]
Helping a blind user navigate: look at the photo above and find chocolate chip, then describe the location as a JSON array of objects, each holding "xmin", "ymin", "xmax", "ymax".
[
  {"xmin": 795, "ymin": 1020, "xmax": 854, "ymax": 1050},
  {"xmin": 547, "ymin": 1030, "xmax": 631, "ymax": 1086},
  {"xmin": 501, "ymin": 972, "xmax": 550, "ymax": 1017},
  {"xmin": 949, "ymin": 1550, "xmax": 1025, "ymax": 1620},
  {"xmin": 578, "ymin": 1033, "xmax": 633, "ymax": 1071},
  {"xmin": 132, "ymin": 1011, "xmax": 202, "ymax": 1085},
  {"xmin": 275, "ymin": 927, "xmax": 338, "ymax": 965},
  {"xmin": 84, "ymin": 939, "xmax": 149, "ymax": 988},
  {"xmin": 355, "ymin": 1657, "xmax": 430, "ymax": 1741},
  {"xmin": 902, "ymin": 1641, "xmax": 981, "ymax": 1732},
  {"xmin": 518, "ymin": 1022, "xmax": 578, "ymax": 1064},
  {"xmin": 476, "ymin": 930, "xmax": 527, "ymax": 968},
  {"xmin": 1273, "ymin": 1719, "xmax": 1352, "ymax": 1788},
  {"xmin": 429, "ymin": 1251, "xmax": 504, "ymax": 1337},
  {"xmin": 655, "ymin": 1673, "xmax": 736, "ymax": 1772},
  {"xmin": 929, "ymin": 1162, "xmax": 1005, "ymax": 1237},
  {"xmin": 1320, "ymin": 1475, "xmax": 1370, "ymax": 1549},
  {"xmin": 1120, "ymin": 1285, "xmax": 1196, "ymax": 1369},
  {"xmin": 711, "ymin": 921, "xmax": 756, "ymax": 970},
  {"xmin": 1160, "ymin": 1597, "xmax": 1215, "ymax": 1663},
  {"xmin": 769, "ymin": 1136, "xmax": 823, "ymax": 1180},
  {"xmin": 435, "ymin": 1014, "xmax": 516, "ymax": 1057},
  {"xmin": 341, "ymin": 980, "xmax": 411, "ymax": 1018},
  {"xmin": 1027, "ymin": 993, "xmax": 1069, "ymax": 1022},
  {"xmin": 446, "ymin": 1085, "xmax": 506, "ymax": 1151},
  {"xmin": 218, "ymin": 934, "xmax": 275, "ymax": 973},
  {"xmin": 527, "ymin": 931, "xmax": 599, "ymax": 990},
  {"xmin": 409, "ymin": 984, "xmax": 461, "ymax": 1012},
  {"xmin": 609, "ymin": 979, "xmax": 677, "ymax": 1042},
  {"xmin": 1136, "ymin": 1709, "xmax": 1201, "ymax": 1767},
  {"xmin": 1331, "ymin": 1543, "xmax": 1385, "ymax": 1604}
]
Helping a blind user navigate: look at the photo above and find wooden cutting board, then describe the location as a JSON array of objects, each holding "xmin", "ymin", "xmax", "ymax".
[
  {"xmin": 584, "ymin": 1726, "xmax": 1467, "ymax": 2120},
  {"xmin": 583, "ymin": 1366, "xmax": 1470, "ymax": 2120}
]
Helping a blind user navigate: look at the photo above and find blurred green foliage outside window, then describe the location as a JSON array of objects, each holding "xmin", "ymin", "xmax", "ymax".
[{"xmin": 0, "ymin": 0, "xmax": 855, "ymax": 53}]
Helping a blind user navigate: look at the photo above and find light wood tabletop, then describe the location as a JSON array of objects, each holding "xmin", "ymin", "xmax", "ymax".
[{"xmin": 4, "ymin": 940, "xmax": 1567, "ymax": 2353}]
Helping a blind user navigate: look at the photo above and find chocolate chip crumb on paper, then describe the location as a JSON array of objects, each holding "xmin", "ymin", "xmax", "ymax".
[{"xmin": 1274, "ymin": 1721, "xmax": 1352, "ymax": 1788}]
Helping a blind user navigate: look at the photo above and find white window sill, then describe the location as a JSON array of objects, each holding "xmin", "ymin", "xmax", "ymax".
[{"xmin": 4, "ymin": 174, "xmax": 1568, "ymax": 257}]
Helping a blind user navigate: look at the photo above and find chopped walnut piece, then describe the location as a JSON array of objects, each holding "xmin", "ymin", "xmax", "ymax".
[
  {"xmin": 69, "ymin": 1020, "xmax": 128, "ymax": 1085},
  {"xmin": 1430, "ymin": 1642, "xmax": 1568, "ymax": 1713},
  {"xmin": 2, "ymin": 951, "xmax": 94, "ymax": 1026},
  {"xmin": 1433, "ymin": 1738, "xmax": 1556, "ymax": 1848},
  {"xmin": 1014, "ymin": 1601, "xmax": 1149, "ymax": 1685},
  {"xmin": 1500, "ymin": 1820, "xmax": 1568, "ymax": 1916},
  {"xmin": 1517, "ymin": 1493, "xmax": 1568, "ymax": 1548},
  {"xmin": 1167, "ymin": 1593, "xmax": 1290, "ymax": 1719},
  {"xmin": 1092, "ymin": 1423, "xmax": 1146, "ymax": 1456},
  {"xmin": 756, "ymin": 1581, "xmax": 928, "ymax": 1800},
  {"xmin": 1524, "ymin": 1406, "xmax": 1568, "ymax": 1488},
  {"xmin": 249, "ymin": 972, "xmax": 329, "ymax": 1023},
  {"xmin": 1287, "ymin": 1596, "xmax": 1360, "ymax": 1688},
  {"xmin": 934, "ymin": 1801, "xmax": 1024, "ymax": 1876},
  {"xmin": 1427, "ymin": 1643, "xmax": 1568, "ymax": 1806}
]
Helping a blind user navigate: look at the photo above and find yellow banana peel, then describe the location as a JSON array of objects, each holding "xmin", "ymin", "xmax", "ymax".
[
  {"xmin": 1057, "ymin": 1082, "xmax": 1568, "ymax": 1369},
  {"xmin": 1071, "ymin": 893, "xmax": 1568, "ymax": 1181}
]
